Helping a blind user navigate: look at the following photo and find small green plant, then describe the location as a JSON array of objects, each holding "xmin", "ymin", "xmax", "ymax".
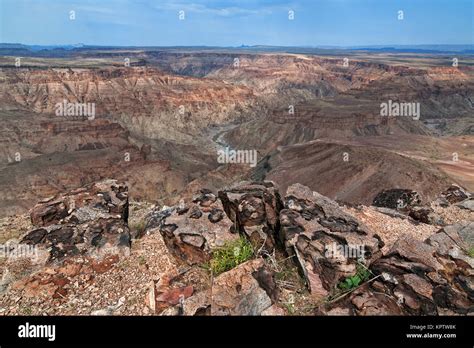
[
  {"xmin": 138, "ymin": 255, "xmax": 146, "ymax": 266},
  {"xmin": 337, "ymin": 263, "xmax": 372, "ymax": 292},
  {"xmin": 20, "ymin": 305, "xmax": 32, "ymax": 315},
  {"xmin": 468, "ymin": 247, "xmax": 474, "ymax": 258},
  {"xmin": 283, "ymin": 301, "xmax": 296, "ymax": 315},
  {"xmin": 130, "ymin": 220, "xmax": 146, "ymax": 237},
  {"xmin": 209, "ymin": 237, "xmax": 254, "ymax": 276}
]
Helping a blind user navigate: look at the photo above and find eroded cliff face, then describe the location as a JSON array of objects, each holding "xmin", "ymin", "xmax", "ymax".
[
  {"xmin": 0, "ymin": 52, "xmax": 472, "ymax": 218},
  {"xmin": 0, "ymin": 67, "xmax": 257, "ymax": 144},
  {"xmin": 0, "ymin": 65, "xmax": 260, "ymax": 216},
  {"xmin": 0, "ymin": 108, "xmax": 192, "ymax": 217},
  {"xmin": 152, "ymin": 52, "xmax": 474, "ymax": 134}
]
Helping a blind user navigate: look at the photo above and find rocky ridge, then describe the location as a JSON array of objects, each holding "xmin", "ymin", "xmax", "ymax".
[{"xmin": 0, "ymin": 180, "xmax": 472, "ymax": 315}]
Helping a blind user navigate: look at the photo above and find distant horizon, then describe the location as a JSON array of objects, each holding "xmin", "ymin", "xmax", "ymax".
[
  {"xmin": 1, "ymin": 0, "xmax": 472, "ymax": 47},
  {"xmin": 2, "ymin": 42, "xmax": 473, "ymax": 50}
]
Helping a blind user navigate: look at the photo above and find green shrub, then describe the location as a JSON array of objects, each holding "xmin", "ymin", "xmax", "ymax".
[
  {"xmin": 468, "ymin": 247, "xmax": 474, "ymax": 258},
  {"xmin": 130, "ymin": 220, "xmax": 146, "ymax": 236},
  {"xmin": 209, "ymin": 237, "xmax": 254, "ymax": 275},
  {"xmin": 338, "ymin": 263, "xmax": 372, "ymax": 291}
]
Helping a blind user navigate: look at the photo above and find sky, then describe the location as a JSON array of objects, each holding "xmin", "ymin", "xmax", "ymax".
[{"xmin": 0, "ymin": 0, "xmax": 473, "ymax": 47}]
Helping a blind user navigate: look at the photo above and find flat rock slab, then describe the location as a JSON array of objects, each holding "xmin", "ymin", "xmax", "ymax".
[
  {"xmin": 147, "ymin": 189, "xmax": 239, "ymax": 265},
  {"xmin": 211, "ymin": 258, "xmax": 276, "ymax": 316}
]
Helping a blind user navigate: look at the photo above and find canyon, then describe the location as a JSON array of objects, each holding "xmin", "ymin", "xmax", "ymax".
[
  {"xmin": 0, "ymin": 46, "xmax": 472, "ymax": 316},
  {"xmin": 0, "ymin": 48, "xmax": 473, "ymax": 217}
]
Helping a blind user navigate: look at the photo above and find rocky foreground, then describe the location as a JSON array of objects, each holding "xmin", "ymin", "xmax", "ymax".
[{"xmin": 0, "ymin": 180, "xmax": 472, "ymax": 315}]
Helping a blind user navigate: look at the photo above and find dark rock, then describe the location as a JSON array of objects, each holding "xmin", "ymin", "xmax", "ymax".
[
  {"xmin": 144, "ymin": 208, "xmax": 172, "ymax": 230},
  {"xmin": 441, "ymin": 185, "xmax": 470, "ymax": 204},
  {"xmin": 21, "ymin": 180, "xmax": 131, "ymax": 262},
  {"xmin": 409, "ymin": 206, "xmax": 443, "ymax": 225},
  {"xmin": 192, "ymin": 189, "xmax": 217, "ymax": 207},
  {"xmin": 176, "ymin": 201, "xmax": 189, "ymax": 215},
  {"xmin": 218, "ymin": 181, "xmax": 283, "ymax": 252},
  {"xmin": 20, "ymin": 228, "xmax": 47, "ymax": 245},
  {"xmin": 208, "ymin": 208, "xmax": 225, "ymax": 223},
  {"xmin": 372, "ymin": 189, "xmax": 421, "ymax": 210},
  {"xmin": 279, "ymin": 184, "xmax": 383, "ymax": 300},
  {"xmin": 188, "ymin": 206, "xmax": 203, "ymax": 219}
]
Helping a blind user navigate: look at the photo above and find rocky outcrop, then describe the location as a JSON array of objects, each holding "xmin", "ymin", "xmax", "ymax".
[
  {"xmin": 372, "ymin": 189, "xmax": 421, "ymax": 210},
  {"xmin": 146, "ymin": 182, "xmax": 284, "ymax": 264},
  {"xmin": 146, "ymin": 189, "xmax": 239, "ymax": 265},
  {"xmin": 275, "ymin": 183, "xmax": 473, "ymax": 315},
  {"xmin": 369, "ymin": 224, "xmax": 473, "ymax": 315},
  {"xmin": 441, "ymin": 185, "xmax": 471, "ymax": 204},
  {"xmin": 320, "ymin": 222, "xmax": 473, "ymax": 315},
  {"xmin": 211, "ymin": 258, "xmax": 277, "ymax": 316},
  {"xmin": 2, "ymin": 180, "xmax": 472, "ymax": 316},
  {"xmin": 30, "ymin": 180, "xmax": 129, "ymax": 227},
  {"xmin": 20, "ymin": 180, "xmax": 131, "ymax": 262},
  {"xmin": 218, "ymin": 182, "xmax": 283, "ymax": 253},
  {"xmin": 279, "ymin": 184, "xmax": 383, "ymax": 300}
]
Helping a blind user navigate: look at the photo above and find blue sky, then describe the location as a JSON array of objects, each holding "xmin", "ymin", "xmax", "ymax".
[{"xmin": 0, "ymin": 0, "xmax": 472, "ymax": 46}]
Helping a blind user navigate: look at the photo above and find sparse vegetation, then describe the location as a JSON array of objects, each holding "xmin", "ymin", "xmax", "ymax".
[
  {"xmin": 137, "ymin": 255, "xmax": 146, "ymax": 266},
  {"xmin": 468, "ymin": 247, "xmax": 474, "ymax": 258},
  {"xmin": 208, "ymin": 237, "xmax": 254, "ymax": 276},
  {"xmin": 130, "ymin": 220, "xmax": 146, "ymax": 238},
  {"xmin": 337, "ymin": 263, "xmax": 372, "ymax": 292},
  {"xmin": 282, "ymin": 300, "xmax": 296, "ymax": 315},
  {"xmin": 19, "ymin": 305, "xmax": 32, "ymax": 315}
]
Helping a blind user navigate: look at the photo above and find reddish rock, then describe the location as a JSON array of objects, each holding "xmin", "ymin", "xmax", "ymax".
[
  {"xmin": 279, "ymin": 184, "xmax": 383, "ymax": 300},
  {"xmin": 156, "ymin": 285, "xmax": 194, "ymax": 305},
  {"xmin": 211, "ymin": 258, "xmax": 276, "ymax": 316},
  {"xmin": 218, "ymin": 181, "xmax": 283, "ymax": 252},
  {"xmin": 146, "ymin": 190, "xmax": 239, "ymax": 265}
]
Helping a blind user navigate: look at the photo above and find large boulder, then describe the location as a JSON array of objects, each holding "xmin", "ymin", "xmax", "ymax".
[
  {"xmin": 456, "ymin": 199, "xmax": 474, "ymax": 212},
  {"xmin": 218, "ymin": 181, "xmax": 283, "ymax": 252},
  {"xmin": 211, "ymin": 258, "xmax": 278, "ymax": 315},
  {"xmin": 279, "ymin": 184, "xmax": 383, "ymax": 300},
  {"xmin": 20, "ymin": 180, "xmax": 131, "ymax": 262},
  {"xmin": 146, "ymin": 189, "xmax": 239, "ymax": 265}
]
